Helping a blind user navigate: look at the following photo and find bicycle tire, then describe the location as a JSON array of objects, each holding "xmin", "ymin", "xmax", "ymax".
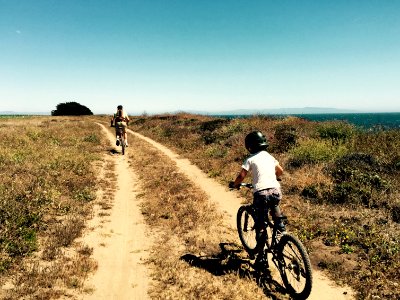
[
  {"xmin": 276, "ymin": 233, "xmax": 312, "ymax": 299},
  {"xmin": 121, "ymin": 138, "xmax": 125, "ymax": 155},
  {"xmin": 237, "ymin": 205, "xmax": 258, "ymax": 255}
]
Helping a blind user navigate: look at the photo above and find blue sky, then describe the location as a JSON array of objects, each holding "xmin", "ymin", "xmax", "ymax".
[{"xmin": 1, "ymin": 0, "xmax": 399, "ymax": 114}]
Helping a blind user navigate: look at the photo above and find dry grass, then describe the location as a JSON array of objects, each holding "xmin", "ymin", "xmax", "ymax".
[
  {"xmin": 0, "ymin": 116, "xmax": 107, "ymax": 299},
  {"xmin": 124, "ymin": 130, "xmax": 289, "ymax": 299},
  {"xmin": 128, "ymin": 113, "xmax": 400, "ymax": 300}
]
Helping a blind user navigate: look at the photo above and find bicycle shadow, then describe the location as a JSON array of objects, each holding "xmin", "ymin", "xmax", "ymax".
[
  {"xmin": 180, "ymin": 243, "xmax": 287, "ymax": 299},
  {"xmin": 110, "ymin": 148, "xmax": 121, "ymax": 155}
]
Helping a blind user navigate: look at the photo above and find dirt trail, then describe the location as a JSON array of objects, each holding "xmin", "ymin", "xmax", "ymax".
[
  {"xmin": 80, "ymin": 124, "xmax": 151, "ymax": 299},
  {"xmin": 128, "ymin": 129, "xmax": 355, "ymax": 300}
]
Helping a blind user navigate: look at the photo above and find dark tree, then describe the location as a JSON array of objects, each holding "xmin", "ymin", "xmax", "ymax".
[{"xmin": 51, "ymin": 102, "xmax": 93, "ymax": 116}]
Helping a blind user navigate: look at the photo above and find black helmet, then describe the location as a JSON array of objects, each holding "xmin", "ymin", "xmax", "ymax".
[
  {"xmin": 245, "ymin": 131, "xmax": 268, "ymax": 154},
  {"xmin": 117, "ymin": 105, "xmax": 123, "ymax": 110}
]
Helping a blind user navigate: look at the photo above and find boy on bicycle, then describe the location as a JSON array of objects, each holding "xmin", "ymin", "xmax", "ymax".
[
  {"xmin": 113, "ymin": 105, "xmax": 130, "ymax": 146},
  {"xmin": 230, "ymin": 130, "xmax": 286, "ymax": 239}
]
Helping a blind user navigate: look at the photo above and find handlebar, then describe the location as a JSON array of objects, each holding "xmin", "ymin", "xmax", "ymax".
[
  {"xmin": 229, "ymin": 178, "xmax": 281, "ymax": 189},
  {"xmin": 228, "ymin": 182, "xmax": 253, "ymax": 189}
]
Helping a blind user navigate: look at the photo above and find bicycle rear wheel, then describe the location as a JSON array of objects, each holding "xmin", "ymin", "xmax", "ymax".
[
  {"xmin": 276, "ymin": 233, "xmax": 312, "ymax": 299},
  {"xmin": 237, "ymin": 205, "xmax": 258, "ymax": 255},
  {"xmin": 121, "ymin": 138, "xmax": 125, "ymax": 155}
]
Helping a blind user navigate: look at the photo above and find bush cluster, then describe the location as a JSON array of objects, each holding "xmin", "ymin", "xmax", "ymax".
[
  {"xmin": 287, "ymin": 139, "xmax": 347, "ymax": 168},
  {"xmin": 270, "ymin": 124, "xmax": 297, "ymax": 153},
  {"xmin": 328, "ymin": 153, "xmax": 390, "ymax": 207},
  {"xmin": 316, "ymin": 122, "xmax": 354, "ymax": 144}
]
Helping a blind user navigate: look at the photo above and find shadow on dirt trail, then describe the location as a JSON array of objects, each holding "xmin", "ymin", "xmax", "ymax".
[{"xmin": 181, "ymin": 243, "xmax": 288, "ymax": 300}]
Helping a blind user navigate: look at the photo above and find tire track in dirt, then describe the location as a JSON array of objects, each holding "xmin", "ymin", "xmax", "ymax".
[
  {"xmin": 79, "ymin": 124, "xmax": 151, "ymax": 299},
  {"xmin": 128, "ymin": 128, "xmax": 355, "ymax": 300}
]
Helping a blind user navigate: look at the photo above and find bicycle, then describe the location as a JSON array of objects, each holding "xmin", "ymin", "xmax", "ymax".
[
  {"xmin": 116, "ymin": 127, "xmax": 126, "ymax": 155},
  {"xmin": 233, "ymin": 183, "xmax": 313, "ymax": 299}
]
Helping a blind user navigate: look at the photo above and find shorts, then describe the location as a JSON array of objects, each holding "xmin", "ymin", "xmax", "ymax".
[
  {"xmin": 115, "ymin": 121, "xmax": 127, "ymax": 135},
  {"xmin": 253, "ymin": 187, "xmax": 282, "ymax": 227}
]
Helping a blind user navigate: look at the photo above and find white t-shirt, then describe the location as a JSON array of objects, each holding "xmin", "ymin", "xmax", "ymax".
[{"xmin": 242, "ymin": 151, "xmax": 280, "ymax": 192}]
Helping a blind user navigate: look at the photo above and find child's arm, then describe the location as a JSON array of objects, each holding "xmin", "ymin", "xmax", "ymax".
[
  {"xmin": 233, "ymin": 168, "xmax": 248, "ymax": 188},
  {"xmin": 275, "ymin": 163, "xmax": 284, "ymax": 177}
]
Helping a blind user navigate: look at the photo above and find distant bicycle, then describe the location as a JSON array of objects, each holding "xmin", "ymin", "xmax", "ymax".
[
  {"xmin": 232, "ymin": 183, "xmax": 313, "ymax": 299},
  {"xmin": 116, "ymin": 127, "xmax": 126, "ymax": 155}
]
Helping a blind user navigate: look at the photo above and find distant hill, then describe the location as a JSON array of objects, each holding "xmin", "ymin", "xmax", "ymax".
[
  {"xmin": 2, "ymin": 107, "xmax": 363, "ymax": 116},
  {"xmin": 0, "ymin": 111, "xmax": 50, "ymax": 115}
]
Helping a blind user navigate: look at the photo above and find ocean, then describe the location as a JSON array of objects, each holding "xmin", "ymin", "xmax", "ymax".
[
  {"xmin": 291, "ymin": 112, "xmax": 400, "ymax": 129},
  {"xmin": 218, "ymin": 112, "xmax": 400, "ymax": 129}
]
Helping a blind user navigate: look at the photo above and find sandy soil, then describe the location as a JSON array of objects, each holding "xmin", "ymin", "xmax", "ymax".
[
  {"xmin": 79, "ymin": 124, "xmax": 151, "ymax": 299},
  {"xmin": 128, "ymin": 129, "xmax": 355, "ymax": 300}
]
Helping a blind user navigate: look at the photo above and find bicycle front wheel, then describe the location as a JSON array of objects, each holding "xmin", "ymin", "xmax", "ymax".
[
  {"xmin": 237, "ymin": 205, "xmax": 258, "ymax": 255},
  {"xmin": 276, "ymin": 233, "xmax": 312, "ymax": 299}
]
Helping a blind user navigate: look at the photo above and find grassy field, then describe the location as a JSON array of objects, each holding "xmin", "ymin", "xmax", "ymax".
[
  {"xmin": 1, "ymin": 114, "xmax": 399, "ymax": 299},
  {"xmin": 0, "ymin": 116, "xmax": 106, "ymax": 299},
  {"xmin": 126, "ymin": 113, "xmax": 400, "ymax": 300}
]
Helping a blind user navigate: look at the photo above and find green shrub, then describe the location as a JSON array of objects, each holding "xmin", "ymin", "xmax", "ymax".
[
  {"xmin": 271, "ymin": 124, "xmax": 297, "ymax": 153},
  {"xmin": 330, "ymin": 182, "xmax": 371, "ymax": 205},
  {"xmin": 220, "ymin": 121, "xmax": 247, "ymax": 136},
  {"xmin": 288, "ymin": 139, "xmax": 347, "ymax": 168},
  {"xmin": 73, "ymin": 187, "xmax": 96, "ymax": 202},
  {"xmin": 391, "ymin": 204, "xmax": 400, "ymax": 223},
  {"xmin": 316, "ymin": 122, "xmax": 354, "ymax": 144},
  {"xmin": 351, "ymin": 129, "xmax": 400, "ymax": 167},
  {"xmin": 205, "ymin": 145, "xmax": 228, "ymax": 158},
  {"xmin": 301, "ymin": 185, "xmax": 319, "ymax": 199},
  {"xmin": 201, "ymin": 131, "xmax": 218, "ymax": 145},
  {"xmin": 199, "ymin": 119, "xmax": 245, "ymax": 145},
  {"xmin": 199, "ymin": 119, "xmax": 229, "ymax": 132},
  {"xmin": 391, "ymin": 155, "xmax": 400, "ymax": 171},
  {"xmin": 328, "ymin": 153, "xmax": 391, "ymax": 206}
]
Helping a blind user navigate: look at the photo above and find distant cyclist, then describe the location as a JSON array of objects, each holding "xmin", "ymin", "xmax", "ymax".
[
  {"xmin": 230, "ymin": 131, "xmax": 286, "ymax": 237},
  {"xmin": 112, "ymin": 105, "xmax": 130, "ymax": 146}
]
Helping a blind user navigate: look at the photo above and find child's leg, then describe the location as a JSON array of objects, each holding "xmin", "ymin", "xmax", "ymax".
[
  {"xmin": 253, "ymin": 194, "xmax": 268, "ymax": 240},
  {"xmin": 271, "ymin": 206, "xmax": 286, "ymax": 232},
  {"xmin": 122, "ymin": 124, "xmax": 128, "ymax": 143},
  {"xmin": 268, "ymin": 191, "xmax": 286, "ymax": 232},
  {"xmin": 253, "ymin": 193, "xmax": 270, "ymax": 268}
]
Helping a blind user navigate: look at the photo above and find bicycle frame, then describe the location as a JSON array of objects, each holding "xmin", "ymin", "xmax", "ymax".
[
  {"xmin": 116, "ymin": 127, "xmax": 126, "ymax": 155},
  {"xmin": 233, "ymin": 182, "xmax": 312, "ymax": 299},
  {"xmin": 248, "ymin": 206, "xmax": 285, "ymax": 271}
]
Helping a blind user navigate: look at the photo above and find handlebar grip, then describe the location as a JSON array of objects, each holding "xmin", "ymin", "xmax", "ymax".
[
  {"xmin": 241, "ymin": 183, "xmax": 253, "ymax": 188},
  {"xmin": 229, "ymin": 182, "xmax": 253, "ymax": 189}
]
